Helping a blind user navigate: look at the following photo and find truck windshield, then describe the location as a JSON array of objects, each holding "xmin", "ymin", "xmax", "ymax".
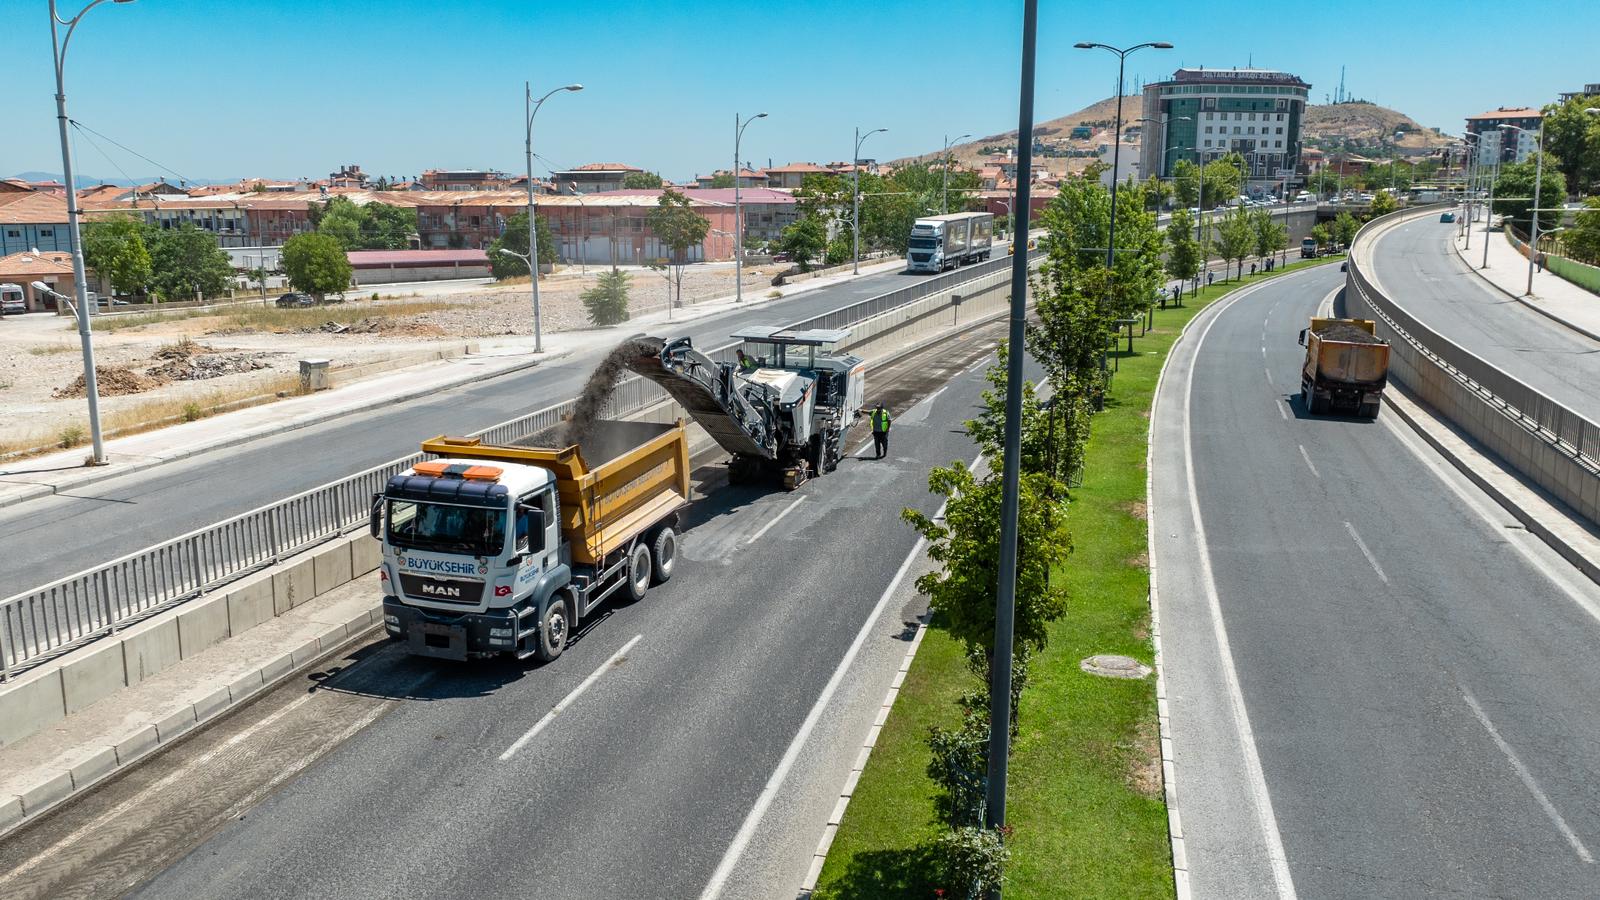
[
  {"xmin": 387, "ymin": 500, "xmax": 506, "ymax": 556},
  {"xmin": 909, "ymin": 236, "xmax": 939, "ymax": 249}
]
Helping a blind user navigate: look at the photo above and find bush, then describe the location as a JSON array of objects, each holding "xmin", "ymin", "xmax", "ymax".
[
  {"xmin": 59, "ymin": 424, "xmax": 86, "ymax": 448},
  {"xmin": 580, "ymin": 269, "xmax": 632, "ymax": 326},
  {"xmin": 931, "ymin": 826, "xmax": 1010, "ymax": 899},
  {"xmin": 182, "ymin": 401, "xmax": 205, "ymax": 422}
]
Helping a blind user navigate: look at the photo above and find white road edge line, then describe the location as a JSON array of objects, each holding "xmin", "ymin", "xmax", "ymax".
[
  {"xmin": 1182, "ymin": 276, "xmax": 1302, "ymax": 900},
  {"xmin": 1342, "ymin": 521, "xmax": 1388, "ymax": 584},
  {"xmin": 700, "ymin": 449, "xmax": 982, "ymax": 900},
  {"xmin": 499, "ymin": 634, "xmax": 643, "ymax": 761},
  {"xmin": 1277, "ymin": 399, "xmax": 1289, "ymax": 421},
  {"xmin": 1461, "ymin": 688, "xmax": 1595, "ymax": 864},
  {"xmin": 744, "ymin": 496, "xmax": 805, "ymax": 545},
  {"xmin": 1297, "ymin": 445, "xmax": 1320, "ymax": 479}
]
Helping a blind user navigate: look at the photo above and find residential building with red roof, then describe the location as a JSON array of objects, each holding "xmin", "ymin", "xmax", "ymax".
[
  {"xmin": 0, "ymin": 250, "xmax": 76, "ymax": 312},
  {"xmin": 1465, "ymin": 107, "xmax": 1544, "ymax": 164},
  {"xmin": 0, "ymin": 192, "xmax": 71, "ymax": 256},
  {"xmin": 552, "ymin": 163, "xmax": 645, "ymax": 194}
]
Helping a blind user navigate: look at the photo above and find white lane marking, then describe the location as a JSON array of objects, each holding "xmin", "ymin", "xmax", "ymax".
[
  {"xmin": 1183, "ymin": 284, "xmax": 1301, "ymax": 900},
  {"xmin": 1278, "ymin": 398, "xmax": 1290, "ymax": 420},
  {"xmin": 0, "ymin": 662, "xmax": 433, "ymax": 888},
  {"xmin": 499, "ymin": 635, "xmax": 643, "ymax": 761},
  {"xmin": 696, "ymin": 451, "xmax": 981, "ymax": 900},
  {"xmin": 744, "ymin": 496, "xmax": 805, "ymax": 545},
  {"xmin": 1342, "ymin": 521, "xmax": 1388, "ymax": 584},
  {"xmin": 1265, "ymin": 366, "xmax": 1274, "ymax": 385},
  {"xmin": 1297, "ymin": 445, "xmax": 1319, "ymax": 479},
  {"xmin": 1461, "ymin": 688, "xmax": 1595, "ymax": 864},
  {"xmin": 917, "ymin": 385, "xmax": 948, "ymax": 409}
]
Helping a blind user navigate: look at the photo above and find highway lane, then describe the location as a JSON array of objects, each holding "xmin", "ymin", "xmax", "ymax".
[
  {"xmin": 1156, "ymin": 264, "xmax": 1600, "ymax": 898},
  {"xmin": 4, "ymin": 317, "xmax": 1033, "ymax": 900},
  {"xmin": 0, "ymin": 260, "xmax": 976, "ymax": 593},
  {"xmin": 1365, "ymin": 213, "xmax": 1600, "ymax": 421}
]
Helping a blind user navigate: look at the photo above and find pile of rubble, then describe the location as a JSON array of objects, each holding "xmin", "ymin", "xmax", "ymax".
[
  {"xmin": 144, "ymin": 340, "xmax": 272, "ymax": 381},
  {"xmin": 53, "ymin": 366, "xmax": 165, "ymax": 399}
]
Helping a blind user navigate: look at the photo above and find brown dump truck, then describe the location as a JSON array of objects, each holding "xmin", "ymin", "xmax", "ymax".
[{"xmin": 1298, "ymin": 317, "xmax": 1390, "ymax": 418}]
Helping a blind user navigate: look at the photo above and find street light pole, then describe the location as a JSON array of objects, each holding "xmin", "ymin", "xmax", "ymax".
[
  {"xmin": 941, "ymin": 132, "xmax": 971, "ymax": 214},
  {"xmin": 1075, "ymin": 41, "xmax": 1173, "ymax": 272},
  {"xmin": 524, "ymin": 81, "xmax": 582, "ymax": 353},
  {"xmin": 734, "ymin": 111, "xmax": 767, "ymax": 303},
  {"xmin": 852, "ymin": 126, "xmax": 887, "ymax": 275},
  {"xmin": 987, "ymin": 1, "xmax": 1038, "ymax": 879},
  {"xmin": 1482, "ymin": 149, "xmax": 1501, "ymax": 269},
  {"xmin": 49, "ymin": 0, "xmax": 135, "ymax": 466}
]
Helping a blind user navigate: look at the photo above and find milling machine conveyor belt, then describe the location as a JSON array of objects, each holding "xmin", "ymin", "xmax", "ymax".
[{"xmin": 624, "ymin": 336, "xmax": 777, "ymax": 461}]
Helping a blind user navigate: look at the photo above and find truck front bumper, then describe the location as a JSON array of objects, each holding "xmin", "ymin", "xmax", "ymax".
[{"xmin": 384, "ymin": 598, "xmax": 522, "ymax": 661}]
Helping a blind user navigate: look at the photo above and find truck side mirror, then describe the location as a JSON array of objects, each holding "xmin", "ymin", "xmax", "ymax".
[
  {"xmin": 369, "ymin": 493, "xmax": 383, "ymax": 539},
  {"xmin": 1297, "ymin": 329, "xmax": 1307, "ymax": 347}
]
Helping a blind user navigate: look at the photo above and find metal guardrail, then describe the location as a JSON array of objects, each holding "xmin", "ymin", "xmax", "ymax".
[
  {"xmin": 0, "ymin": 255, "xmax": 1029, "ymax": 680},
  {"xmin": 1347, "ymin": 208, "xmax": 1600, "ymax": 468}
]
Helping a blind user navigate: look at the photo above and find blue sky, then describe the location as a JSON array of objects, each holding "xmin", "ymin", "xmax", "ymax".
[{"xmin": 2, "ymin": 0, "xmax": 1593, "ymax": 184}]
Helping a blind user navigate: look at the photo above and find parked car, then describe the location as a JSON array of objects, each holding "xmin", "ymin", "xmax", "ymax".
[{"xmin": 276, "ymin": 291, "xmax": 315, "ymax": 308}]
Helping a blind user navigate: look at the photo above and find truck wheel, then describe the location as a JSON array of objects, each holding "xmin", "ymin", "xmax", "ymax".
[
  {"xmin": 1362, "ymin": 401, "xmax": 1381, "ymax": 419},
  {"xmin": 1310, "ymin": 393, "xmax": 1329, "ymax": 415},
  {"xmin": 650, "ymin": 527, "xmax": 676, "ymax": 585},
  {"xmin": 535, "ymin": 594, "xmax": 570, "ymax": 663},
  {"xmin": 625, "ymin": 543, "xmax": 652, "ymax": 603}
]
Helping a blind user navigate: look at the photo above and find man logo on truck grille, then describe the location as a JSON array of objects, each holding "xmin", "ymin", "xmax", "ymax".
[{"xmin": 421, "ymin": 582, "xmax": 463, "ymax": 599}]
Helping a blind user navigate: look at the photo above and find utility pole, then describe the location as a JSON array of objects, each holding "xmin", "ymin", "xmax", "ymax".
[
  {"xmin": 852, "ymin": 126, "xmax": 887, "ymax": 275},
  {"xmin": 524, "ymin": 81, "xmax": 583, "ymax": 352},
  {"xmin": 986, "ymin": 4, "xmax": 1038, "ymax": 892},
  {"xmin": 734, "ymin": 112, "xmax": 768, "ymax": 303},
  {"xmin": 1075, "ymin": 41, "xmax": 1173, "ymax": 273},
  {"xmin": 941, "ymin": 132, "xmax": 971, "ymax": 214}
]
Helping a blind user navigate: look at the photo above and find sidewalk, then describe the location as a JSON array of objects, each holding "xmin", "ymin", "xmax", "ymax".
[
  {"xmin": 1453, "ymin": 212, "xmax": 1600, "ymax": 342},
  {"xmin": 0, "ymin": 258, "xmax": 906, "ymax": 509}
]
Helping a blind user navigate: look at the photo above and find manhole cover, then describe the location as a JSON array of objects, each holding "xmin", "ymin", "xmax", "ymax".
[{"xmin": 1080, "ymin": 654, "xmax": 1152, "ymax": 680}]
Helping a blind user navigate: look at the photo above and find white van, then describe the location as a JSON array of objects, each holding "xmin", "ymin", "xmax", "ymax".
[{"xmin": 0, "ymin": 283, "xmax": 25, "ymax": 316}]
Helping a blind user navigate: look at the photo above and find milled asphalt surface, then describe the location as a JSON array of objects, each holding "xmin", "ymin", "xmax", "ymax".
[
  {"xmin": 1366, "ymin": 215, "xmax": 1600, "ymax": 421},
  {"xmin": 0, "ymin": 260, "xmax": 996, "ymax": 593},
  {"xmin": 1155, "ymin": 264, "xmax": 1600, "ymax": 898},
  {"xmin": 11, "ymin": 317, "xmax": 1034, "ymax": 900}
]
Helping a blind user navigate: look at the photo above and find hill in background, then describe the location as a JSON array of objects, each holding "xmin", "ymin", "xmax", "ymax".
[{"xmin": 899, "ymin": 97, "xmax": 1456, "ymax": 171}]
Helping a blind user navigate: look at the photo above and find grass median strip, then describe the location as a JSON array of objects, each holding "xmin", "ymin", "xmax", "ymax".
[{"xmin": 812, "ymin": 255, "xmax": 1343, "ymax": 899}]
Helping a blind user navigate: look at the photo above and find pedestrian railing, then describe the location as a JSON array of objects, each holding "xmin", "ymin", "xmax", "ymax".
[{"xmin": 0, "ymin": 255, "xmax": 1032, "ymax": 680}]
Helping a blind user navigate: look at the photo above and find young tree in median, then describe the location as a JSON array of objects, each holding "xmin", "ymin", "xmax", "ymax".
[
  {"xmin": 1311, "ymin": 222, "xmax": 1333, "ymax": 252},
  {"xmin": 646, "ymin": 188, "xmax": 710, "ymax": 308},
  {"xmin": 1252, "ymin": 208, "xmax": 1288, "ymax": 265},
  {"xmin": 486, "ymin": 212, "xmax": 556, "ymax": 279},
  {"xmin": 1214, "ymin": 206, "xmax": 1256, "ymax": 279},
  {"xmin": 281, "ymin": 232, "xmax": 353, "ymax": 301},
  {"xmin": 149, "ymin": 224, "xmax": 235, "ymax": 302},
  {"xmin": 1166, "ymin": 208, "xmax": 1202, "ymax": 288},
  {"xmin": 81, "ymin": 213, "xmax": 151, "ymax": 298},
  {"xmin": 1171, "ymin": 158, "xmax": 1201, "ymax": 209},
  {"xmin": 776, "ymin": 215, "xmax": 826, "ymax": 271},
  {"xmin": 579, "ymin": 268, "xmax": 632, "ymax": 325}
]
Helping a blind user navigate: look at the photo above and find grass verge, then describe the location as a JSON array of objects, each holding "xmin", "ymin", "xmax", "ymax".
[{"xmin": 812, "ymin": 254, "xmax": 1344, "ymax": 899}]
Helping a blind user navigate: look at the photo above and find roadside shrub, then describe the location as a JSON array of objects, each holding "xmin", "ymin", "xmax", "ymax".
[
  {"xmin": 182, "ymin": 401, "xmax": 205, "ymax": 422},
  {"xmin": 932, "ymin": 826, "xmax": 1010, "ymax": 899},
  {"xmin": 59, "ymin": 424, "xmax": 86, "ymax": 448},
  {"xmin": 581, "ymin": 269, "xmax": 632, "ymax": 326},
  {"xmin": 926, "ymin": 714, "xmax": 989, "ymax": 829}
]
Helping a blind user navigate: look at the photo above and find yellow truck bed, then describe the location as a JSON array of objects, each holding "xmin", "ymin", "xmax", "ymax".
[
  {"xmin": 1303, "ymin": 318, "xmax": 1390, "ymax": 385},
  {"xmin": 421, "ymin": 420, "xmax": 691, "ymax": 566}
]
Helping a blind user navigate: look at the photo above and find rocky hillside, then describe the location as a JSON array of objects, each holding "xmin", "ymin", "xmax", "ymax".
[{"xmin": 900, "ymin": 97, "xmax": 1454, "ymax": 169}]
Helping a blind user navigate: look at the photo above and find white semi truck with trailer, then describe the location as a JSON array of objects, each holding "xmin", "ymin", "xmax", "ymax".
[{"xmin": 907, "ymin": 212, "xmax": 995, "ymax": 273}]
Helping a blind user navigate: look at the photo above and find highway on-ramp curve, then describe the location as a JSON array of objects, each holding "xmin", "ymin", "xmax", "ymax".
[
  {"xmin": 0, "ymin": 261, "xmax": 974, "ymax": 593},
  {"xmin": 1153, "ymin": 263, "xmax": 1600, "ymax": 898},
  {"xmin": 1364, "ymin": 213, "xmax": 1600, "ymax": 421}
]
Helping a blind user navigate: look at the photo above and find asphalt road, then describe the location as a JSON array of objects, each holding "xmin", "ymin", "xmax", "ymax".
[
  {"xmin": 1365, "ymin": 214, "xmax": 1600, "ymax": 421},
  {"xmin": 0, "ymin": 259, "xmax": 992, "ymax": 594},
  {"xmin": 1, "ymin": 317, "xmax": 1035, "ymax": 900},
  {"xmin": 1155, "ymin": 264, "xmax": 1600, "ymax": 898}
]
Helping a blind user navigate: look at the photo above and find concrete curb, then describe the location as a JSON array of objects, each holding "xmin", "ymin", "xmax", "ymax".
[
  {"xmin": 0, "ymin": 350, "xmax": 564, "ymax": 511},
  {"xmin": 1384, "ymin": 386, "xmax": 1600, "ymax": 588},
  {"xmin": 1450, "ymin": 227, "xmax": 1600, "ymax": 344},
  {"xmin": 0, "ymin": 610, "xmax": 382, "ymax": 840},
  {"xmin": 796, "ymin": 614, "xmax": 930, "ymax": 898}
]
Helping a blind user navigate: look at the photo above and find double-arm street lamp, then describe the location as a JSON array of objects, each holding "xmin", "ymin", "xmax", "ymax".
[
  {"xmin": 941, "ymin": 132, "xmax": 971, "ymax": 213},
  {"xmin": 734, "ymin": 112, "xmax": 767, "ymax": 303},
  {"xmin": 524, "ymin": 82, "xmax": 582, "ymax": 353},
  {"xmin": 852, "ymin": 126, "xmax": 887, "ymax": 274},
  {"xmin": 50, "ymin": 0, "xmax": 136, "ymax": 465},
  {"xmin": 1075, "ymin": 41, "xmax": 1172, "ymax": 271},
  {"xmin": 1498, "ymin": 121, "xmax": 1547, "ymax": 296}
]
